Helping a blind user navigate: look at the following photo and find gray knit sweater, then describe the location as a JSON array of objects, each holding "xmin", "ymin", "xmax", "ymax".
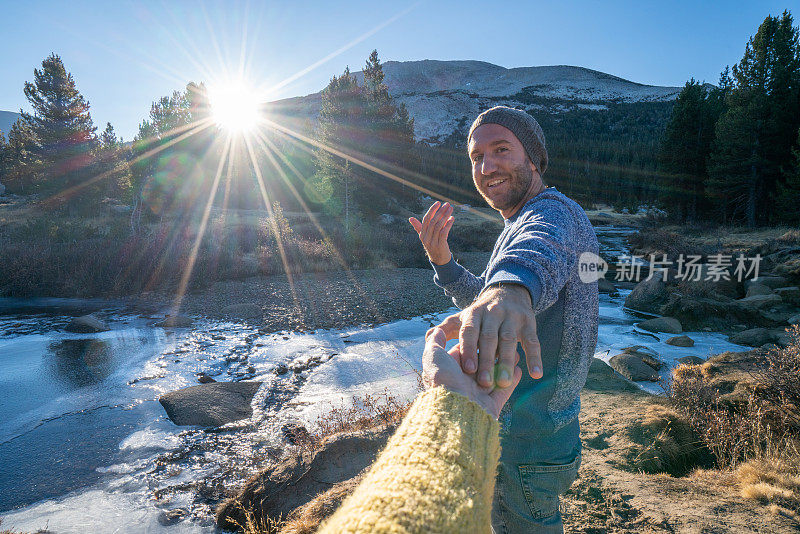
[{"xmin": 432, "ymin": 187, "xmax": 599, "ymax": 463}]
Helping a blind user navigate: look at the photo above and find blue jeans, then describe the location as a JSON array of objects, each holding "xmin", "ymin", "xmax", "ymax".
[{"xmin": 491, "ymin": 453, "xmax": 581, "ymax": 534}]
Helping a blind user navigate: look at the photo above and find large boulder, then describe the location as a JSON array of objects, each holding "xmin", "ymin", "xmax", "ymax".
[
  {"xmin": 737, "ymin": 293, "xmax": 783, "ymax": 310},
  {"xmin": 619, "ymin": 345, "xmax": 663, "ymax": 370},
  {"xmin": 609, "ymin": 352, "xmax": 660, "ymax": 381},
  {"xmin": 745, "ymin": 283, "xmax": 774, "ymax": 297},
  {"xmin": 674, "ymin": 264, "xmax": 740, "ymax": 299},
  {"xmin": 65, "ymin": 314, "xmax": 110, "ymax": 333},
  {"xmin": 666, "ymin": 335, "xmax": 695, "ymax": 347},
  {"xmin": 729, "ymin": 328, "xmax": 774, "ymax": 347},
  {"xmin": 637, "ymin": 316, "xmax": 683, "ymax": 334},
  {"xmin": 746, "ymin": 275, "xmax": 789, "ymax": 290},
  {"xmin": 660, "ymin": 293, "xmax": 735, "ymax": 331},
  {"xmin": 768, "ymin": 328, "xmax": 792, "ymax": 348},
  {"xmin": 159, "ymin": 381, "xmax": 262, "ymax": 426},
  {"xmin": 598, "ymin": 278, "xmax": 618, "ymax": 295},
  {"xmin": 624, "ymin": 277, "xmax": 670, "ymax": 314},
  {"xmin": 775, "ymin": 286, "xmax": 800, "ymax": 304},
  {"xmin": 789, "ymin": 314, "xmax": 800, "ymax": 325},
  {"xmin": 216, "ymin": 425, "xmax": 395, "ymax": 531}
]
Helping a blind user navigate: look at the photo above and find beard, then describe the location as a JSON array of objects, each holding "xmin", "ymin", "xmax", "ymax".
[{"xmin": 477, "ymin": 162, "xmax": 534, "ymax": 212}]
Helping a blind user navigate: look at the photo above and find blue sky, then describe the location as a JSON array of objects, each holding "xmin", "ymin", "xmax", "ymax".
[{"xmin": 0, "ymin": 1, "xmax": 793, "ymax": 140}]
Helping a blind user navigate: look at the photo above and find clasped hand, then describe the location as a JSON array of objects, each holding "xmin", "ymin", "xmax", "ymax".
[
  {"xmin": 422, "ymin": 326, "xmax": 521, "ymax": 419},
  {"xmin": 437, "ymin": 284, "xmax": 543, "ymax": 389}
]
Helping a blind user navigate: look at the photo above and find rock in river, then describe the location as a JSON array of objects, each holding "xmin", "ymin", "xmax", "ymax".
[
  {"xmin": 729, "ymin": 327, "xmax": 774, "ymax": 347},
  {"xmin": 637, "ymin": 316, "xmax": 683, "ymax": 334},
  {"xmin": 598, "ymin": 278, "xmax": 618, "ymax": 295},
  {"xmin": 666, "ymin": 335, "xmax": 695, "ymax": 347},
  {"xmin": 609, "ymin": 352, "xmax": 660, "ymax": 381},
  {"xmin": 745, "ymin": 275, "xmax": 789, "ymax": 290},
  {"xmin": 775, "ymin": 286, "xmax": 800, "ymax": 304},
  {"xmin": 65, "ymin": 314, "xmax": 110, "ymax": 333},
  {"xmin": 624, "ymin": 277, "xmax": 669, "ymax": 314},
  {"xmin": 159, "ymin": 381, "xmax": 262, "ymax": 426},
  {"xmin": 619, "ymin": 345, "xmax": 663, "ymax": 370}
]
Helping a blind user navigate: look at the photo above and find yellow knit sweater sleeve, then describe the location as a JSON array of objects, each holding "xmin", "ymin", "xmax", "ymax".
[{"xmin": 317, "ymin": 386, "xmax": 500, "ymax": 534}]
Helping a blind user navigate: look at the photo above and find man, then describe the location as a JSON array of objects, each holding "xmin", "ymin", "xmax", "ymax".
[{"xmin": 409, "ymin": 106, "xmax": 599, "ymax": 533}]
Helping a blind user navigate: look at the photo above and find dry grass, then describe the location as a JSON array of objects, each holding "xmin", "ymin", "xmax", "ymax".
[
  {"xmin": 737, "ymin": 455, "xmax": 800, "ymax": 509},
  {"xmin": 277, "ymin": 476, "xmax": 363, "ymax": 534},
  {"xmin": 626, "ymin": 403, "xmax": 713, "ymax": 476},
  {"xmin": 669, "ymin": 326, "xmax": 800, "ymax": 511},
  {"xmin": 234, "ymin": 509, "xmax": 286, "ymax": 534}
]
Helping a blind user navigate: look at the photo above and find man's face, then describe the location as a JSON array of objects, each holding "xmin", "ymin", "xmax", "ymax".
[{"xmin": 468, "ymin": 124, "xmax": 538, "ymax": 217}]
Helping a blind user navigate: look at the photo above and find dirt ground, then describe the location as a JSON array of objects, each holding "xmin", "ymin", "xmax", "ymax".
[{"xmin": 563, "ymin": 359, "xmax": 799, "ymax": 533}]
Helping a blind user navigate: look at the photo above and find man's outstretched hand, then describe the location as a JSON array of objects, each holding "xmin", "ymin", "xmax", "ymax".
[
  {"xmin": 423, "ymin": 326, "xmax": 521, "ymax": 419},
  {"xmin": 409, "ymin": 201, "xmax": 454, "ymax": 266},
  {"xmin": 437, "ymin": 284, "xmax": 542, "ymax": 389}
]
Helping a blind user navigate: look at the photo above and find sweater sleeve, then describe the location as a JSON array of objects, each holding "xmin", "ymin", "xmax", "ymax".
[
  {"xmin": 317, "ymin": 387, "xmax": 500, "ymax": 534},
  {"xmin": 483, "ymin": 199, "xmax": 578, "ymax": 314},
  {"xmin": 431, "ymin": 258, "xmax": 485, "ymax": 310}
]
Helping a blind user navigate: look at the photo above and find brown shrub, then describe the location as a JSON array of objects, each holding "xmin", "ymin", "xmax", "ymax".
[
  {"xmin": 624, "ymin": 403, "xmax": 713, "ymax": 476},
  {"xmin": 669, "ymin": 363, "xmax": 782, "ymax": 467},
  {"xmin": 669, "ymin": 327, "xmax": 800, "ymax": 507},
  {"xmin": 756, "ymin": 325, "xmax": 800, "ymax": 430}
]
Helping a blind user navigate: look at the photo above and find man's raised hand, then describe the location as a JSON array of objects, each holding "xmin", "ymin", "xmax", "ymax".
[
  {"xmin": 409, "ymin": 201, "xmax": 455, "ymax": 265},
  {"xmin": 437, "ymin": 284, "xmax": 543, "ymax": 389}
]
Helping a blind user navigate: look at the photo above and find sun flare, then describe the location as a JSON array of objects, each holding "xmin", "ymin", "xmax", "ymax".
[{"xmin": 208, "ymin": 81, "xmax": 261, "ymax": 134}]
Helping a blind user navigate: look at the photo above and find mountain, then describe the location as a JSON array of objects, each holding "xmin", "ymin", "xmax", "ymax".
[
  {"xmin": 0, "ymin": 110, "xmax": 21, "ymax": 139},
  {"xmin": 268, "ymin": 60, "xmax": 683, "ymax": 144}
]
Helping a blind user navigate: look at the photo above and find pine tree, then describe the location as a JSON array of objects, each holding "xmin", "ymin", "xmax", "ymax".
[
  {"xmin": 360, "ymin": 50, "xmax": 416, "ymax": 206},
  {"xmin": 777, "ymin": 128, "xmax": 800, "ymax": 222},
  {"xmin": 0, "ymin": 129, "xmax": 8, "ymax": 187},
  {"xmin": 21, "ymin": 53, "xmax": 98, "ymax": 198},
  {"xmin": 100, "ymin": 122, "xmax": 118, "ymax": 148},
  {"xmin": 658, "ymin": 79, "xmax": 717, "ymax": 222},
  {"xmin": 708, "ymin": 11, "xmax": 800, "ymax": 226},
  {"xmin": 312, "ymin": 51, "xmax": 417, "ymax": 228},
  {"xmin": 4, "ymin": 118, "xmax": 38, "ymax": 193},
  {"xmin": 130, "ymin": 83, "xmax": 210, "ymax": 221},
  {"xmin": 96, "ymin": 122, "xmax": 131, "ymax": 201},
  {"xmin": 313, "ymin": 66, "xmax": 363, "ymax": 230}
]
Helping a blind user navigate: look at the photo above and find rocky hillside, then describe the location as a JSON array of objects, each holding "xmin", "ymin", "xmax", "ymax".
[{"xmin": 268, "ymin": 60, "xmax": 684, "ymax": 144}]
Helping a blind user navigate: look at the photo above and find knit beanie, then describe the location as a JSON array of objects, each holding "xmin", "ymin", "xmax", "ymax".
[{"xmin": 468, "ymin": 106, "xmax": 548, "ymax": 175}]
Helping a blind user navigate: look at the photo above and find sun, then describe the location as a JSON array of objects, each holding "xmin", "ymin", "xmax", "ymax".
[{"xmin": 208, "ymin": 81, "xmax": 262, "ymax": 134}]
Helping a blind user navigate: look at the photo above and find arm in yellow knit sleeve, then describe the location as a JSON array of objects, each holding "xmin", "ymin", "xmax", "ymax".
[{"xmin": 317, "ymin": 386, "xmax": 500, "ymax": 534}]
